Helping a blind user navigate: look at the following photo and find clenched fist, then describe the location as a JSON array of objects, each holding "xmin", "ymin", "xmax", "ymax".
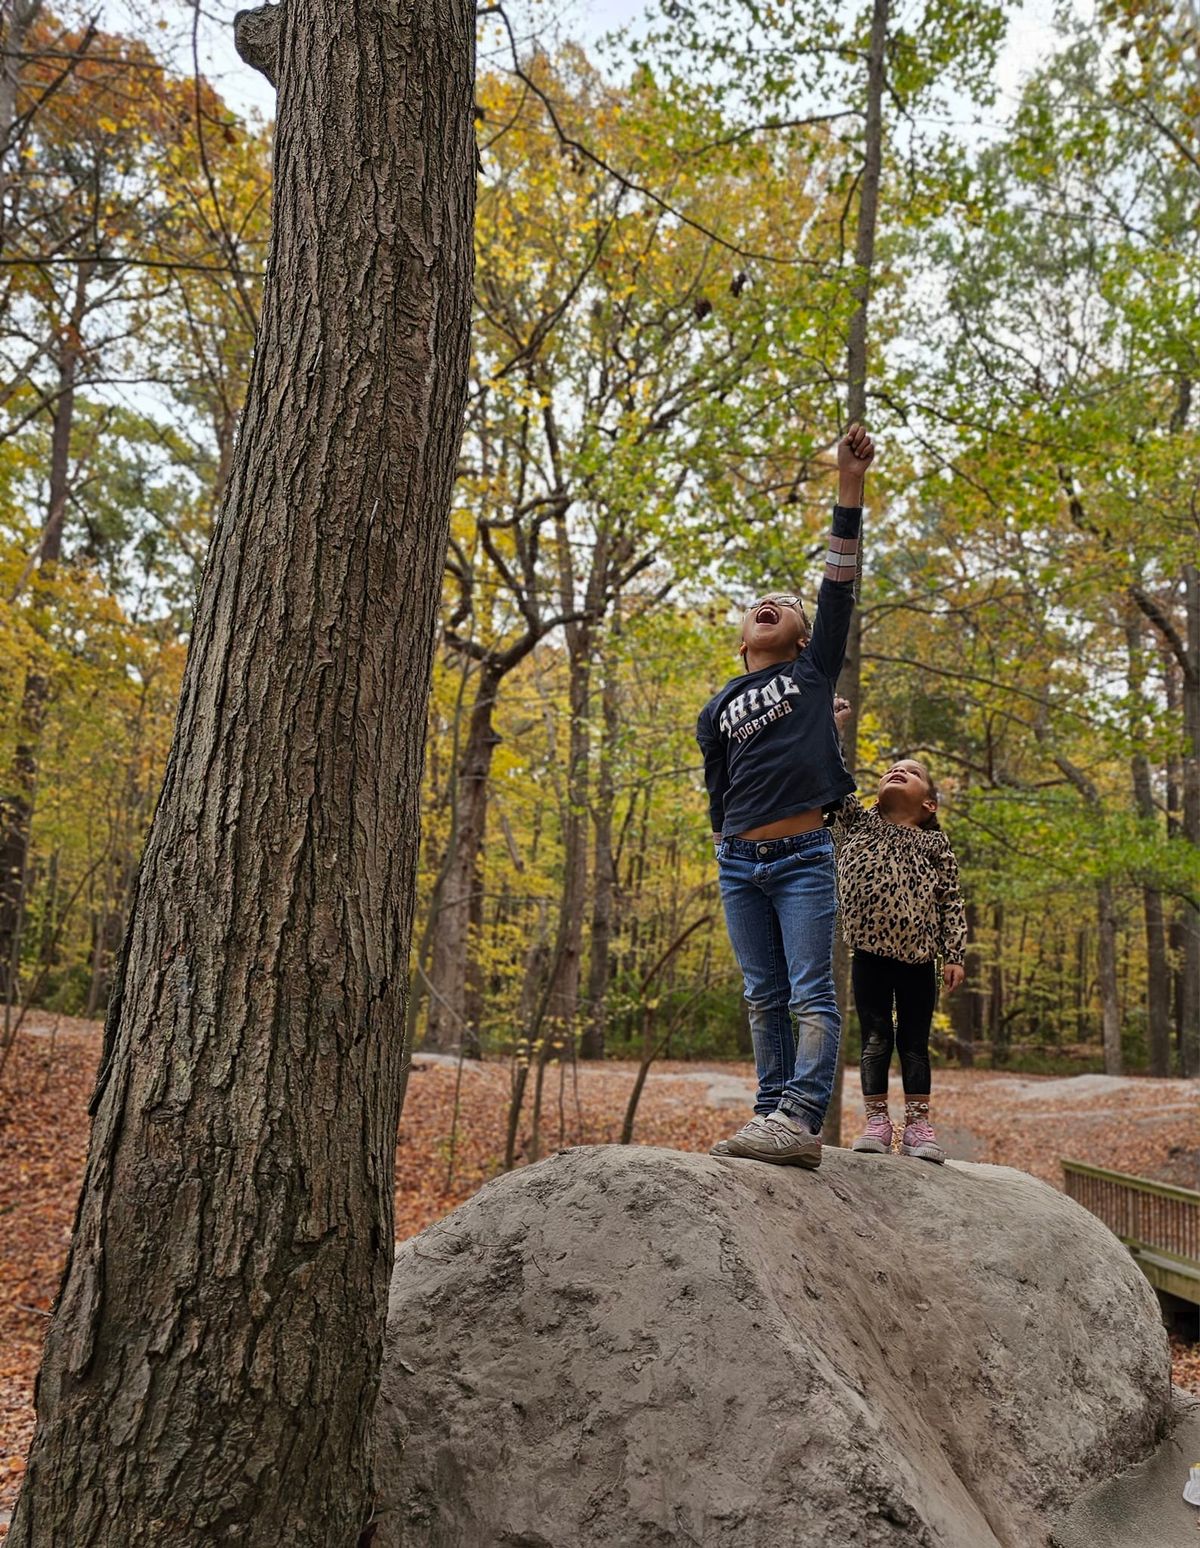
[{"xmin": 837, "ymin": 422, "xmax": 875, "ymax": 506}]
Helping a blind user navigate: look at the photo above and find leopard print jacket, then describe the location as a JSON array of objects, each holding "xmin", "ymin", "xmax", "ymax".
[{"xmin": 832, "ymin": 794, "xmax": 967, "ymax": 966}]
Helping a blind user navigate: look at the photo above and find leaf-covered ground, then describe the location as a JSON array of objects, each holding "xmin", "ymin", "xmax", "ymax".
[{"xmin": 2, "ymin": 1017, "xmax": 1198, "ymax": 1526}]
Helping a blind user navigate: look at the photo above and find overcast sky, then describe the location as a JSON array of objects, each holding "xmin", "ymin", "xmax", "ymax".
[{"xmin": 98, "ymin": 0, "xmax": 1070, "ymax": 129}]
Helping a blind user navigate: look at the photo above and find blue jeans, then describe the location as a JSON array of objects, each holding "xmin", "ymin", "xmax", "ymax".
[{"xmin": 717, "ymin": 828, "xmax": 841, "ymax": 1132}]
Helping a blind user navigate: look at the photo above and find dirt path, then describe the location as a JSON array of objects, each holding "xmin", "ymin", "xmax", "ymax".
[{"xmin": 414, "ymin": 1052, "xmax": 1200, "ymax": 1192}]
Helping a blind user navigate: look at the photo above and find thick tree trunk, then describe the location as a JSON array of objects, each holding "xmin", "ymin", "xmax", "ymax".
[{"xmin": 10, "ymin": 3, "xmax": 475, "ymax": 1543}]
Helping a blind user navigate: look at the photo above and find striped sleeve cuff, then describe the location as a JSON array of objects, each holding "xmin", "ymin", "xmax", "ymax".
[{"xmin": 825, "ymin": 506, "xmax": 861, "ymax": 582}]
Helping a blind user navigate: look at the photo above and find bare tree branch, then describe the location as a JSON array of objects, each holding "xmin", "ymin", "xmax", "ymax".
[{"xmin": 485, "ymin": 4, "xmax": 831, "ymax": 270}]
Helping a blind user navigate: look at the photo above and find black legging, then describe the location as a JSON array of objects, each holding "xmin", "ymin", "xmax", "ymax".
[{"xmin": 852, "ymin": 950, "xmax": 937, "ymax": 1096}]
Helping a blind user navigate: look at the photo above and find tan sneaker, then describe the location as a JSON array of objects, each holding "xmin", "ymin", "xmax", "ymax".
[
  {"xmin": 709, "ymin": 1114, "xmax": 774, "ymax": 1157},
  {"xmin": 726, "ymin": 1110, "xmax": 822, "ymax": 1168}
]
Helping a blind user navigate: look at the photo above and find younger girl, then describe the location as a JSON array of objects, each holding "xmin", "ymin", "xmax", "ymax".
[{"xmin": 833, "ymin": 759, "xmax": 967, "ymax": 1164}]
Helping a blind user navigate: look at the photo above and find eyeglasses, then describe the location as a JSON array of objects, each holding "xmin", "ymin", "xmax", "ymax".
[
  {"xmin": 742, "ymin": 594, "xmax": 812, "ymax": 646},
  {"xmin": 747, "ymin": 594, "xmax": 804, "ymax": 612}
]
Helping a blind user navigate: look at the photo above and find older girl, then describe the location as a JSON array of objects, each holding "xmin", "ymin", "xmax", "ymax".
[{"xmin": 697, "ymin": 424, "xmax": 875, "ymax": 1167}]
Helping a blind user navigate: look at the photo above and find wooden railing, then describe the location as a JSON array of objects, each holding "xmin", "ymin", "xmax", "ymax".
[{"xmin": 1063, "ymin": 1159, "xmax": 1200, "ymax": 1305}]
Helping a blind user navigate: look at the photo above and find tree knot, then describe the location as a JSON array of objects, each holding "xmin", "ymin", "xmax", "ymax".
[{"xmin": 234, "ymin": 3, "xmax": 284, "ymax": 87}]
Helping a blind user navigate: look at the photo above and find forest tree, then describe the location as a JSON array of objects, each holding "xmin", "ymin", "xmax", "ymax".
[{"xmin": 9, "ymin": 1, "xmax": 476, "ymax": 1542}]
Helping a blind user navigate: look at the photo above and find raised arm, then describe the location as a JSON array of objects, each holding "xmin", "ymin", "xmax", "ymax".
[
  {"xmin": 807, "ymin": 423, "xmax": 874, "ymax": 681},
  {"xmin": 827, "ymin": 790, "xmax": 868, "ymax": 832}
]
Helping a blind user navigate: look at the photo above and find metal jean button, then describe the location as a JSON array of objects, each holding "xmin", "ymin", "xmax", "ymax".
[{"xmin": 758, "ymin": 844, "xmax": 770, "ymax": 856}]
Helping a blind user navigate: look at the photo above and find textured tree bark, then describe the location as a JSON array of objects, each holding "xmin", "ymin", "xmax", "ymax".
[
  {"xmin": 9, "ymin": 0, "xmax": 475, "ymax": 1542},
  {"xmin": 232, "ymin": 3, "xmax": 284, "ymax": 87}
]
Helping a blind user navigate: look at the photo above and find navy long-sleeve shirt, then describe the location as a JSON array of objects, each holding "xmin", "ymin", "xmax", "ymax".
[{"xmin": 696, "ymin": 504, "xmax": 861, "ymax": 837}]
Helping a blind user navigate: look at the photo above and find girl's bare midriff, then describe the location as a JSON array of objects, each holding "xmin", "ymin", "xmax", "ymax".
[{"xmin": 738, "ymin": 807, "xmax": 824, "ymax": 840}]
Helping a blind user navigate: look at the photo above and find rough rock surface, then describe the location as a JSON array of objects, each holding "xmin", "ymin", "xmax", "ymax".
[{"xmin": 373, "ymin": 1146, "xmax": 1172, "ymax": 1547}]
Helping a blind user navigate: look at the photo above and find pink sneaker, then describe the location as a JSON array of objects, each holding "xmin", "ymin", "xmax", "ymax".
[
  {"xmin": 900, "ymin": 1118, "xmax": 945, "ymax": 1164},
  {"xmin": 851, "ymin": 1113, "xmax": 894, "ymax": 1154}
]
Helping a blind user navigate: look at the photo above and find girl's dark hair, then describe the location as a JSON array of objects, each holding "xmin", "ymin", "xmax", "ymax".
[{"xmin": 912, "ymin": 761, "xmax": 941, "ymax": 831}]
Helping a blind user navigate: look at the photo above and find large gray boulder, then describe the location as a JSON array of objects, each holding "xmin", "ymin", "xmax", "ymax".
[{"xmin": 373, "ymin": 1145, "xmax": 1174, "ymax": 1547}]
